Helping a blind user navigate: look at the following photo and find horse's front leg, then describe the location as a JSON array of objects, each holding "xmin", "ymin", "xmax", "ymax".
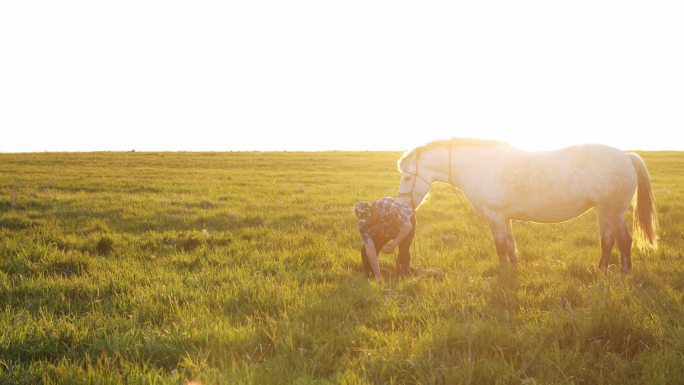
[
  {"xmin": 505, "ymin": 220, "xmax": 517, "ymax": 264},
  {"xmin": 485, "ymin": 213, "xmax": 509, "ymax": 265}
]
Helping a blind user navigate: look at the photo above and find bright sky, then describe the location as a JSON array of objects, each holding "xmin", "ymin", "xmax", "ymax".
[{"xmin": 1, "ymin": 1, "xmax": 682, "ymax": 152}]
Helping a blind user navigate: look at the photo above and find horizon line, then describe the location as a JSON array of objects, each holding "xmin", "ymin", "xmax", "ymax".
[{"xmin": 2, "ymin": 147, "xmax": 682, "ymax": 155}]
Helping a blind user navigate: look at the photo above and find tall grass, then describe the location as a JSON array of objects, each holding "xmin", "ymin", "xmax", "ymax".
[{"xmin": 0, "ymin": 151, "xmax": 683, "ymax": 384}]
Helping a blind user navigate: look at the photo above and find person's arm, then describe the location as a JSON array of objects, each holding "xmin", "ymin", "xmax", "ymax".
[
  {"xmin": 363, "ymin": 240, "xmax": 383, "ymax": 281},
  {"xmin": 382, "ymin": 223, "xmax": 413, "ymax": 254}
]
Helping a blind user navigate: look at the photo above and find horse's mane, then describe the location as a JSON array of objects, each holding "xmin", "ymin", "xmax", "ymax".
[{"xmin": 397, "ymin": 137, "xmax": 508, "ymax": 171}]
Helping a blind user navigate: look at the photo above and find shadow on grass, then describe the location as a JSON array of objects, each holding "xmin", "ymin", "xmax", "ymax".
[
  {"xmin": 221, "ymin": 272, "xmax": 383, "ymax": 383},
  {"xmin": 484, "ymin": 264, "xmax": 520, "ymax": 322}
]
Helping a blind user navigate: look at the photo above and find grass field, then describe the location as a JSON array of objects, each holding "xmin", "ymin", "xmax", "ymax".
[{"xmin": 1, "ymin": 150, "xmax": 683, "ymax": 385}]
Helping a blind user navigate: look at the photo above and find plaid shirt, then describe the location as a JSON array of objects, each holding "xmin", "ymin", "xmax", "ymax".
[{"xmin": 358, "ymin": 197, "xmax": 414, "ymax": 244}]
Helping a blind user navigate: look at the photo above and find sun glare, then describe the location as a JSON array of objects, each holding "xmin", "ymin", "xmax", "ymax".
[
  {"xmin": 497, "ymin": 132, "xmax": 590, "ymax": 152},
  {"xmin": 404, "ymin": 126, "xmax": 669, "ymax": 153},
  {"xmin": 1, "ymin": 1, "xmax": 682, "ymax": 153}
]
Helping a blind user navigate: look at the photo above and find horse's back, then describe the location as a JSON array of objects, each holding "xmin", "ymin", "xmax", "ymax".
[
  {"xmin": 545, "ymin": 144, "xmax": 636, "ymax": 191},
  {"xmin": 497, "ymin": 144, "xmax": 638, "ymax": 221}
]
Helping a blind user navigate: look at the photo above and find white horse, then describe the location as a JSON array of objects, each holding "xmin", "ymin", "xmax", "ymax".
[{"xmin": 396, "ymin": 138, "xmax": 658, "ymax": 272}]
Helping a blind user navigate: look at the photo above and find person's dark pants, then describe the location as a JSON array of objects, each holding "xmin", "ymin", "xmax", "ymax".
[{"xmin": 360, "ymin": 216, "xmax": 416, "ymax": 278}]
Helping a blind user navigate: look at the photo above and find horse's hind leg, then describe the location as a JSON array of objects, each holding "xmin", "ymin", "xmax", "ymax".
[
  {"xmin": 597, "ymin": 206, "xmax": 633, "ymax": 273},
  {"xmin": 597, "ymin": 210, "xmax": 616, "ymax": 271},
  {"xmin": 599, "ymin": 231, "xmax": 615, "ymax": 271},
  {"xmin": 615, "ymin": 216, "xmax": 633, "ymax": 273},
  {"xmin": 505, "ymin": 220, "xmax": 517, "ymax": 264}
]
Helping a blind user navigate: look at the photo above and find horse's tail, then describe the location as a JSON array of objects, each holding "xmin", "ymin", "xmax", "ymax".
[{"xmin": 629, "ymin": 153, "xmax": 658, "ymax": 249}]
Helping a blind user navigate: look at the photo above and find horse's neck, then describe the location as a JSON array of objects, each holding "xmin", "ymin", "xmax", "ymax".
[
  {"xmin": 423, "ymin": 147, "xmax": 456, "ymax": 186},
  {"xmin": 427, "ymin": 146, "xmax": 495, "ymax": 188}
]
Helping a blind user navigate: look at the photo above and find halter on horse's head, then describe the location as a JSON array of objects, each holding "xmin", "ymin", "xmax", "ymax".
[
  {"xmin": 396, "ymin": 149, "xmax": 428, "ymax": 209},
  {"xmin": 397, "ymin": 141, "xmax": 457, "ymax": 210}
]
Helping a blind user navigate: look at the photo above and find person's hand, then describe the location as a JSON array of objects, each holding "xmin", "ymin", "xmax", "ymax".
[{"xmin": 382, "ymin": 242, "xmax": 396, "ymax": 254}]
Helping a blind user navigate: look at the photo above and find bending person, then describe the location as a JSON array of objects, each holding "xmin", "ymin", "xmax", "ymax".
[{"xmin": 355, "ymin": 197, "xmax": 416, "ymax": 280}]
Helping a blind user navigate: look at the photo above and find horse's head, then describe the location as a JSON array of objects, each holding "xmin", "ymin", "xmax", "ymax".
[{"xmin": 396, "ymin": 148, "xmax": 432, "ymax": 210}]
